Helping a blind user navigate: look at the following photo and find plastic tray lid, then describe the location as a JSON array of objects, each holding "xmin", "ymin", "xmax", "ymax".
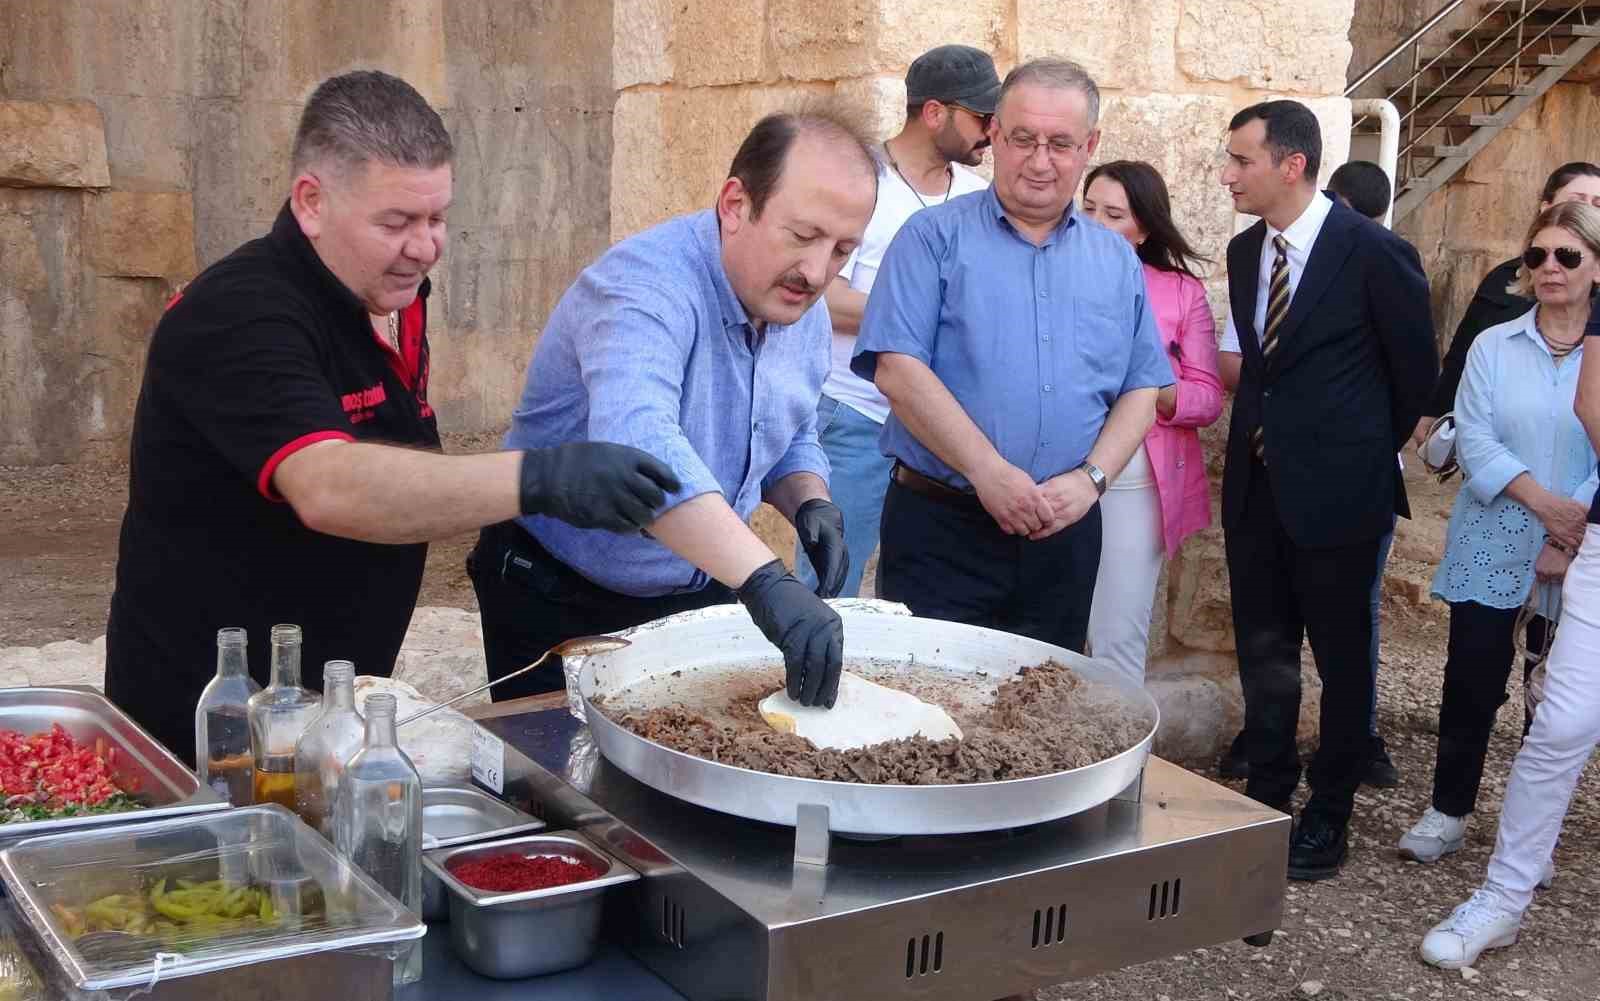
[{"xmin": 0, "ymin": 805, "xmax": 426, "ymax": 992}]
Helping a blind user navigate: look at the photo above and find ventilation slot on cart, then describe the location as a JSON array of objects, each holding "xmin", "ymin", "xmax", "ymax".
[
  {"xmin": 1031, "ymin": 904, "xmax": 1068, "ymax": 948},
  {"xmin": 904, "ymin": 932, "xmax": 945, "ymax": 977},
  {"xmin": 661, "ymin": 896, "xmax": 687, "ymax": 949},
  {"xmin": 1147, "ymin": 878, "xmax": 1182, "ymax": 920}
]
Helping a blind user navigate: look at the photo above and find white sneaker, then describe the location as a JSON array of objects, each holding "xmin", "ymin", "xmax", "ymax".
[
  {"xmin": 1539, "ymin": 861, "xmax": 1555, "ymax": 890},
  {"xmin": 1398, "ymin": 807, "xmax": 1467, "ymax": 862},
  {"xmin": 1420, "ymin": 889, "xmax": 1522, "ymax": 969}
]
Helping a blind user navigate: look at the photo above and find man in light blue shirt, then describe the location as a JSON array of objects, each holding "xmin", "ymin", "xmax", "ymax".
[
  {"xmin": 470, "ymin": 109, "xmax": 879, "ymax": 709},
  {"xmin": 853, "ymin": 58, "xmax": 1172, "ymax": 652}
]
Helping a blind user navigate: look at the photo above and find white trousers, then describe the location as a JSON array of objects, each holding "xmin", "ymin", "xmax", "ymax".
[
  {"xmin": 1087, "ymin": 446, "xmax": 1165, "ymax": 686},
  {"xmin": 1484, "ymin": 523, "xmax": 1600, "ymax": 914}
]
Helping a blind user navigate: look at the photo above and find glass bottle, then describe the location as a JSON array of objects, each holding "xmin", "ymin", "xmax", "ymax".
[
  {"xmin": 247, "ymin": 624, "xmax": 320, "ymax": 811},
  {"xmin": 336, "ymin": 693, "xmax": 423, "ymax": 986},
  {"xmin": 293, "ymin": 660, "xmax": 364, "ymax": 840},
  {"xmin": 195, "ymin": 627, "xmax": 260, "ymax": 805}
]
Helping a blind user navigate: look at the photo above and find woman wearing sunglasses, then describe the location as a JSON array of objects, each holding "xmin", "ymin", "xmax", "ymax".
[
  {"xmin": 1079, "ymin": 160, "xmax": 1222, "ymax": 684},
  {"xmin": 1416, "ymin": 162, "xmax": 1600, "ymax": 447},
  {"xmin": 1420, "ymin": 200, "xmax": 1600, "ymax": 969}
]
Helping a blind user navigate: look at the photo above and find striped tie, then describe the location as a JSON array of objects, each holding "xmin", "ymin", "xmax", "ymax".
[{"xmin": 1251, "ymin": 235, "xmax": 1291, "ymax": 460}]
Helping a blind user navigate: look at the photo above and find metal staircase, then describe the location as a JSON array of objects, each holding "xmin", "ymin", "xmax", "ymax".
[{"xmin": 1348, "ymin": 0, "xmax": 1600, "ymax": 222}]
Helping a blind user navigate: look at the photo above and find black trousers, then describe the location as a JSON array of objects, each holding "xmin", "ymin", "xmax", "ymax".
[
  {"xmin": 1433, "ymin": 600, "xmax": 1550, "ymax": 817},
  {"xmin": 876, "ymin": 478, "xmax": 1102, "ymax": 653},
  {"xmin": 1225, "ymin": 463, "xmax": 1382, "ymax": 826},
  {"xmin": 467, "ymin": 521, "xmax": 735, "ymax": 701}
]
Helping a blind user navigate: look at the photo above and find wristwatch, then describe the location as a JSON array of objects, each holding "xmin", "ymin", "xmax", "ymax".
[{"xmin": 1078, "ymin": 461, "xmax": 1107, "ymax": 497}]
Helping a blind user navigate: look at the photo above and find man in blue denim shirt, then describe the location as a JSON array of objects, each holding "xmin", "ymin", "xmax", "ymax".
[
  {"xmin": 854, "ymin": 58, "xmax": 1172, "ymax": 652},
  {"xmin": 470, "ymin": 109, "xmax": 879, "ymax": 708}
]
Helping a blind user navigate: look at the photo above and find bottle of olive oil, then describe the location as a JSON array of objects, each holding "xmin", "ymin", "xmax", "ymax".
[{"xmin": 247, "ymin": 625, "xmax": 319, "ymax": 810}]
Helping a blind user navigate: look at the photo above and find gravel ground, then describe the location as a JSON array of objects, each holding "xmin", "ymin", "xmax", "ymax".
[{"xmin": 3, "ymin": 444, "xmax": 1599, "ymax": 999}]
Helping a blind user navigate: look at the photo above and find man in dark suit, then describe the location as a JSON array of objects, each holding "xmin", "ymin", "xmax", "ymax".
[{"xmin": 1217, "ymin": 100, "xmax": 1438, "ymax": 881}]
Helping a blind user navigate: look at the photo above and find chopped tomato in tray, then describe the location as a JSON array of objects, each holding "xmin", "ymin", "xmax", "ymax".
[{"xmin": 0, "ymin": 724, "xmax": 141, "ymax": 823}]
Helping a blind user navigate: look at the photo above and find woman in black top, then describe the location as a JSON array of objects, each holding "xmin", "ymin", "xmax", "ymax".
[{"xmin": 1416, "ymin": 162, "xmax": 1600, "ymax": 442}]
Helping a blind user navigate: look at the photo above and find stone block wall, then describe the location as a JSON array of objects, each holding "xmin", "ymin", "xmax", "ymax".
[
  {"xmin": 0, "ymin": 0, "xmax": 614, "ymax": 461},
  {"xmin": 0, "ymin": 98, "xmax": 189, "ymax": 466}
]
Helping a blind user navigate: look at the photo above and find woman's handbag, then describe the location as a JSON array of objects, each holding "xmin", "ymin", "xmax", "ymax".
[{"xmin": 1417, "ymin": 413, "xmax": 1460, "ymax": 482}]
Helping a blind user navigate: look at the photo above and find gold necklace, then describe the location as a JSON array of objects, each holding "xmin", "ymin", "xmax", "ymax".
[{"xmin": 382, "ymin": 311, "xmax": 400, "ymax": 353}]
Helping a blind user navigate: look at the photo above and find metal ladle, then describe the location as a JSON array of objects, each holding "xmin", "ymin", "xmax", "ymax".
[{"xmin": 396, "ymin": 634, "xmax": 631, "ymax": 726}]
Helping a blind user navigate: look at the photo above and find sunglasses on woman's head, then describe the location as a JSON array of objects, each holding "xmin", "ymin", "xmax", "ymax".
[{"xmin": 1523, "ymin": 246, "xmax": 1585, "ymax": 270}]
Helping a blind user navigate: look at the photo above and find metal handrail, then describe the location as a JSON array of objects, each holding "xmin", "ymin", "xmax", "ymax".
[
  {"xmin": 1347, "ymin": 0, "xmax": 1466, "ymax": 95},
  {"xmin": 1396, "ymin": 3, "xmax": 1583, "ymax": 162}
]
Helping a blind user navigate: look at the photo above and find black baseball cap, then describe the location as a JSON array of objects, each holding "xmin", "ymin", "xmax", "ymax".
[{"xmin": 906, "ymin": 45, "xmax": 1002, "ymax": 115}]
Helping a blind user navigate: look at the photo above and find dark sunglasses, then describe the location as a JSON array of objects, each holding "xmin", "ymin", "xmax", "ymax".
[{"xmin": 1524, "ymin": 246, "xmax": 1585, "ymax": 270}]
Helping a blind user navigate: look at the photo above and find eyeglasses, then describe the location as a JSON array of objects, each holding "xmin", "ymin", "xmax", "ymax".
[
  {"xmin": 1524, "ymin": 246, "xmax": 1586, "ymax": 270},
  {"xmin": 950, "ymin": 104, "xmax": 993, "ymax": 129},
  {"xmin": 1000, "ymin": 129, "xmax": 1089, "ymax": 160}
]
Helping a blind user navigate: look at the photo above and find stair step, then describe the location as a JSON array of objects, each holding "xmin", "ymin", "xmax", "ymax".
[
  {"xmin": 1414, "ymin": 82, "xmax": 1536, "ymax": 98},
  {"xmin": 1408, "ymin": 113, "xmax": 1503, "ymax": 128},
  {"xmin": 1486, "ymin": 0, "xmax": 1600, "ymax": 12},
  {"xmin": 1456, "ymin": 23, "xmax": 1600, "ymax": 40},
  {"xmin": 1429, "ymin": 51, "xmax": 1571, "ymax": 69},
  {"xmin": 1410, "ymin": 144, "xmax": 1471, "ymax": 158}
]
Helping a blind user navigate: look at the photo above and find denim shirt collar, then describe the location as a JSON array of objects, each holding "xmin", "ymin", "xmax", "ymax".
[
  {"xmin": 1507, "ymin": 306, "xmax": 1584, "ymax": 362},
  {"xmin": 983, "ymin": 186, "xmax": 1078, "ymax": 247},
  {"xmin": 691, "ymin": 209, "xmax": 756, "ymax": 334}
]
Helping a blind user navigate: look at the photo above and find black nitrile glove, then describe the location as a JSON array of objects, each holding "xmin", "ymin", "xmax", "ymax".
[
  {"xmin": 737, "ymin": 559, "xmax": 844, "ymax": 708},
  {"xmin": 518, "ymin": 443, "xmax": 681, "ymax": 533},
  {"xmin": 794, "ymin": 498, "xmax": 849, "ymax": 599}
]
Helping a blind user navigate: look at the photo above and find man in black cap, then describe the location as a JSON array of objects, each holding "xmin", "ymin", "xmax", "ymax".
[{"xmin": 793, "ymin": 43, "xmax": 1001, "ymax": 597}]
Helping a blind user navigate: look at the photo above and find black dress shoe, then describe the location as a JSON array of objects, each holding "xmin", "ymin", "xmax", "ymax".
[
  {"xmin": 1363, "ymin": 736, "xmax": 1400, "ymax": 789},
  {"xmin": 1219, "ymin": 730, "xmax": 1250, "ymax": 779},
  {"xmin": 1287, "ymin": 813, "xmax": 1348, "ymax": 882}
]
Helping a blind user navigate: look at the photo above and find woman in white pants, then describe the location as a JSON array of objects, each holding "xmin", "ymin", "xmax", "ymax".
[
  {"xmin": 1080, "ymin": 162, "xmax": 1222, "ymax": 685},
  {"xmin": 1421, "ymin": 201, "xmax": 1600, "ymax": 969}
]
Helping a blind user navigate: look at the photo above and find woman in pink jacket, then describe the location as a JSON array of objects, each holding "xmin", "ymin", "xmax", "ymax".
[{"xmin": 1081, "ymin": 160, "xmax": 1223, "ymax": 684}]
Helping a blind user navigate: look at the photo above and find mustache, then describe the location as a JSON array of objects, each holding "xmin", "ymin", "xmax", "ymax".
[{"xmin": 778, "ymin": 271, "xmax": 817, "ymax": 295}]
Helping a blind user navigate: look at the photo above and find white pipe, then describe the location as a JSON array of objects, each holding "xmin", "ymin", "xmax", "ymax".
[{"xmin": 1351, "ymin": 98, "xmax": 1402, "ymax": 229}]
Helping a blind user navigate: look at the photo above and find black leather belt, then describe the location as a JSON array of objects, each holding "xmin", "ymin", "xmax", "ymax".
[{"xmin": 891, "ymin": 462, "xmax": 982, "ymax": 510}]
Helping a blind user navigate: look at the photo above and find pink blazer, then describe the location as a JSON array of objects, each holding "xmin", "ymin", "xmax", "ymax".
[{"xmin": 1141, "ymin": 265, "xmax": 1223, "ymax": 556}]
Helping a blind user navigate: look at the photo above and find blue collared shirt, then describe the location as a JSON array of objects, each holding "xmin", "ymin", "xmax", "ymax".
[
  {"xmin": 503, "ymin": 210, "xmax": 831, "ymax": 596},
  {"xmin": 851, "ymin": 187, "xmax": 1173, "ymax": 489},
  {"xmin": 1433, "ymin": 307, "xmax": 1598, "ymax": 610}
]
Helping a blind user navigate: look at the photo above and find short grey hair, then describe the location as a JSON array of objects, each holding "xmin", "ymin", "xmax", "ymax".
[
  {"xmin": 996, "ymin": 57, "xmax": 1101, "ymax": 127},
  {"xmin": 1511, "ymin": 201, "xmax": 1600, "ymax": 297},
  {"xmin": 290, "ymin": 70, "xmax": 453, "ymax": 178}
]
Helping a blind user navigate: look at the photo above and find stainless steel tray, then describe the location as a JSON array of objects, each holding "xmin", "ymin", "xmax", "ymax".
[
  {"xmin": 0, "ymin": 804, "xmax": 425, "ymax": 992},
  {"xmin": 422, "ymin": 832, "xmax": 637, "ymax": 979},
  {"xmin": 423, "ymin": 786, "xmax": 545, "ymax": 849},
  {"xmin": 0, "ymin": 687, "xmax": 225, "ymax": 846}
]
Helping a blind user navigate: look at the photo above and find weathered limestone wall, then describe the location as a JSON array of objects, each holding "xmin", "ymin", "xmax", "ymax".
[
  {"xmin": 0, "ymin": 0, "xmax": 613, "ymax": 463},
  {"xmin": 610, "ymin": 0, "xmax": 1358, "ymax": 758}
]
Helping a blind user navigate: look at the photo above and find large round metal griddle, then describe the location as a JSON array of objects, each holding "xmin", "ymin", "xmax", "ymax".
[{"xmin": 573, "ymin": 601, "xmax": 1158, "ymax": 836}]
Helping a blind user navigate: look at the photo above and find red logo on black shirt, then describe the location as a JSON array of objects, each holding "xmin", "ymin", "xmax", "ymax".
[
  {"xmin": 415, "ymin": 342, "xmax": 433, "ymax": 420},
  {"xmin": 341, "ymin": 382, "xmax": 387, "ymax": 424}
]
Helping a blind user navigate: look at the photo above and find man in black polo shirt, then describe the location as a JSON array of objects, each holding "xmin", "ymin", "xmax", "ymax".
[{"xmin": 106, "ymin": 70, "xmax": 677, "ymax": 759}]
